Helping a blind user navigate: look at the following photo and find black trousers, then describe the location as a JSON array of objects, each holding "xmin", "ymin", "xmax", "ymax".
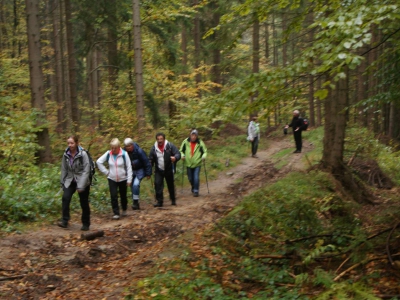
[
  {"xmin": 251, "ymin": 136, "xmax": 259, "ymax": 155},
  {"xmin": 108, "ymin": 179, "xmax": 128, "ymax": 215},
  {"xmin": 293, "ymin": 131, "xmax": 302, "ymax": 151},
  {"xmin": 154, "ymin": 170, "xmax": 175, "ymax": 204},
  {"xmin": 61, "ymin": 181, "xmax": 90, "ymax": 226}
]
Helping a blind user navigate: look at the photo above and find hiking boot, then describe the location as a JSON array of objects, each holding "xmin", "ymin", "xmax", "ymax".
[
  {"xmin": 121, "ymin": 210, "xmax": 127, "ymax": 217},
  {"xmin": 132, "ymin": 200, "xmax": 140, "ymax": 210},
  {"xmin": 112, "ymin": 215, "xmax": 120, "ymax": 220},
  {"xmin": 81, "ymin": 225, "xmax": 90, "ymax": 231},
  {"xmin": 252, "ymin": 154, "xmax": 258, "ymax": 158},
  {"xmin": 193, "ymin": 192, "xmax": 199, "ymax": 197},
  {"xmin": 293, "ymin": 150, "xmax": 301, "ymax": 153},
  {"xmin": 154, "ymin": 202, "xmax": 163, "ymax": 207},
  {"xmin": 171, "ymin": 200, "xmax": 176, "ymax": 206},
  {"xmin": 57, "ymin": 221, "xmax": 68, "ymax": 228}
]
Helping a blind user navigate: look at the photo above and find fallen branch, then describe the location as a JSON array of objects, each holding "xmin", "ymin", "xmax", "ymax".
[
  {"xmin": 334, "ymin": 254, "xmax": 400, "ymax": 282},
  {"xmin": 386, "ymin": 222, "xmax": 400, "ymax": 268},
  {"xmin": 253, "ymin": 254, "xmax": 292, "ymax": 259},
  {"xmin": 285, "ymin": 234, "xmax": 333, "ymax": 244},
  {"xmin": 0, "ymin": 275, "xmax": 25, "ymax": 281},
  {"xmin": 117, "ymin": 242, "xmax": 131, "ymax": 252}
]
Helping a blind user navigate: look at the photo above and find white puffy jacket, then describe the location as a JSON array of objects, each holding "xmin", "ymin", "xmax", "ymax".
[{"xmin": 96, "ymin": 148, "xmax": 133, "ymax": 183}]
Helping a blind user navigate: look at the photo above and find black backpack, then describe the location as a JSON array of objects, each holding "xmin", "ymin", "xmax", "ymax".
[{"xmin": 302, "ymin": 118, "xmax": 309, "ymax": 131}]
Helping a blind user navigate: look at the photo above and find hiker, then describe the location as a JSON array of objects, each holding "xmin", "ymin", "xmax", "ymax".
[
  {"xmin": 247, "ymin": 116, "xmax": 260, "ymax": 158},
  {"xmin": 97, "ymin": 138, "xmax": 133, "ymax": 219},
  {"xmin": 123, "ymin": 138, "xmax": 152, "ymax": 210},
  {"xmin": 180, "ymin": 129, "xmax": 208, "ymax": 197},
  {"xmin": 285, "ymin": 110, "xmax": 305, "ymax": 153},
  {"xmin": 59, "ymin": 135, "xmax": 91, "ymax": 231},
  {"xmin": 148, "ymin": 132, "xmax": 181, "ymax": 207}
]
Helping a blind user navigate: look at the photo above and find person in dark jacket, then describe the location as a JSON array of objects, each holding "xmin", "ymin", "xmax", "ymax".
[
  {"xmin": 123, "ymin": 138, "xmax": 152, "ymax": 210},
  {"xmin": 59, "ymin": 135, "xmax": 91, "ymax": 231},
  {"xmin": 285, "ymin": 110, "xmax": 305, "ymax": 153},
  {"xmin": 148, "ymin": 132, "xmax": 181, "ymax": 207}
]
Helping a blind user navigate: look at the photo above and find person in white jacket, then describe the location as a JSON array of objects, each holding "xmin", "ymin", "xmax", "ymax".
[
  {"xmin": 247, "ymin": 116, "xmax": 260, "ymax": 158},
  {"xmin": 97, "ymin": 138, "xmax": 133, "ymax": 219}
]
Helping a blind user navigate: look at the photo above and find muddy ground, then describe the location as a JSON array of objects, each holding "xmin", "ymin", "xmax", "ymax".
[{"xmin": 0, "ymin": 137, "xmax": 308, "ymax": 299}]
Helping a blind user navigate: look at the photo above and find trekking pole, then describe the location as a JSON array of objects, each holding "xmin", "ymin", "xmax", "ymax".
[
  {"xmin": 203, "ymin": 159, "xmax": 210, "ymax": 194},
  {"xmin": 181, "ymin": 160, "xmax": 184, "ymax": 192},
  {"xmin": 150, "ymin": 175, "xmax": 156, "ymax": 204}
]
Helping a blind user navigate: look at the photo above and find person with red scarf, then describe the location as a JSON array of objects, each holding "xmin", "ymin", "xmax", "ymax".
[{"xmin": 148, "ymin": 132, "xmax": 181, "ymax": 207}]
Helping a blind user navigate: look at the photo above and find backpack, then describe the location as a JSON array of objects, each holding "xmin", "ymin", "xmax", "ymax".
[
  {"xmin": 302, "ymin": 118, "xmax": 309, "ymax": 131},
  {"xmin": 79, "ymin": 148, "xmax": 96, "ymax": 185},
  {"xmin": 106, "ymin": 150, "xmax": 128, "ymax": 174}
]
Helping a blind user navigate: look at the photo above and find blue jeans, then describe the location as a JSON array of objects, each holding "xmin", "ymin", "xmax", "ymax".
[
  {"xmin": 131, "ymin": 176, "xmax": 141, "ymax": 200},
  {"xmin": 187, "ymin": 166, "xmax": 201, "ymax": 193}
]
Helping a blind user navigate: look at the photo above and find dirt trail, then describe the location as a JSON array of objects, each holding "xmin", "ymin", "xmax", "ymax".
[{"xmin": 0, "ymin": 137, "xmax": 310, "ymax": 299}]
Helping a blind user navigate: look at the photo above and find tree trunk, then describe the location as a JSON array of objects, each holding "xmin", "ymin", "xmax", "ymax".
[
  {"xmin": 132, "ymin": 0, "xmax": 145, "ymax": 130},
  {"xmin": 107, "ymin": 0, "xmax": 118, "ymax": 85},
  {"xmin": 307, "ymin": 12, "xmax": 315, "ymax": 126},
  {"xmin": 25, "ymin": 0, "xmax": 52, "ymax": 163},
  {"xmin": 64, "ymin": 0, "xmax": 79, "ymax": 131},
  {"xmin": 51, "ymin": 0, "xmax": 66, "ymax": 133},
  {"xmin": 251, "ymin": 13, "xmax": 259, "ymax": 117},
  {"xmin": 264, "ymin": 21, "xmax": 269, "ymax": 64},
  {"xmin": 193, "ymin": 0, "xmax": 201, "ymax": 93},
  {"xmin": 181, "ymin": 22, "xmax": 188, "ymax": 74},
  {"xmin": 211, "ymin": 0, "xmax": 221, "ymax": 94}
]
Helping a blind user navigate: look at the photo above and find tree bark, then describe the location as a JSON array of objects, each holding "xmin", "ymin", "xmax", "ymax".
[
  {"xmin": 64, "ymin": 0, "xmax": 79, "ymax": 131},
  {"xmin": 264, "ymin": 21, "xmax": 269, "ymax": 64},
  {"xmin": 25, "ymin": 0, "xmax": 52, "ymax": 163},
  {"xmin": 132, "ymin": 0, "xmax": 145, "ymax": 130},
  {"xmin": 107, "ymin": 0, "xmax": 118, "ymax": 85},
  {"xmin": 193, "ymin": 0, "xmax": 201, "ymax": 93},
  {"xmin": 211, "ymin": 0, "xmax": 221, "ymax": 94}
]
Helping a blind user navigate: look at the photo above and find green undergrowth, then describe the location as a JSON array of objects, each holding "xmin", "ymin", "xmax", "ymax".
[{"xmin": 129, "ymin": 170, "xmax": 386, "ymax": 299}]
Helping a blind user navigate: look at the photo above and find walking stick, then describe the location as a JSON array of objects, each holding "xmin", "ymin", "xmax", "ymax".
[
  {"xmin": 181, "ymin": 160, "xmax": 185, "ymax": 192},
  {"xmin": 203, "ymin": 159, "xmax": 210, "ymax": 194},
  {"xmin": 150, "ymin": 175, "xmax": 157, "ymax": 204}
]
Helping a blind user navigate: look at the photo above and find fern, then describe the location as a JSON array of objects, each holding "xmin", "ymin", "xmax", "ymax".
[{"xmin": 316, "ymin": 282, "xmax": 381, "ymax": 300}]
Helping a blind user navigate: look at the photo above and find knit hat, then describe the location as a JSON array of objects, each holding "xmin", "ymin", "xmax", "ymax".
[{"xmin": 190, "ymin": 129, "xmax": 198, "ymax": 136}]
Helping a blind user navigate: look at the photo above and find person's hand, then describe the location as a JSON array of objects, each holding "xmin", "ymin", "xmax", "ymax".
[
  {"xmin": 146, "ymin": 176, "xmax": 151, "ymax": 179},
  {"xmin": 251, "ymin": 139, "xmax": 254, "ymax": 142},
  {"xmin": 284, "ymin": 125, "xmax": 289, "ymax": 129},
  {"xmin": 77, "ymin": 189, "xmax": 84, "ymax": 193},
  {"xmin": 295, "ymin": 127, "xmax": 299, "ymax": 132},
  {"xmin": 171, "ymin": 156, "xmax": 176, "ymax": 163},
  {"xmin": 182, "ymin": 156, "xmax": 185, "ymax": 161},
  {"xmin": 127, "ymin": 182, "xmax": 131, "ymax": 186}
]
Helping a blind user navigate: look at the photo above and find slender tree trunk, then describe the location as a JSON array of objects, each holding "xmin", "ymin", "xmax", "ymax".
[
  {"xmin": 181, "ymin": 22, "xmax": 188, "ymax": 74},
  {"xmin": 316, "ymin": 76, "xmax": 322, "ymax": 127},
  {"xmin": 25, "ymin": 0, "xmax": 52, "ymax": 162},
  {"xmin": 64, "ymin": 0, "xmax": 79, "ymax": 131},
  {"xmin": 211, "ymin": 0, "xmax": 221, "ymax": 94},
  {"xmin": 51, "ymin": 0, "xmax": 66, "ymax": 133},
  {"xmin": 193, "ymin": 0, "xmax": 201, "ymax": 93},
  {"xmin": 272, "ymin": 13, "xmax": 278, "ymax": 66},
  {"xmin": 264, "ymin": 21, "xmax": 269, "ymax": 64},
  {"xmin": 251, "ymin": 13, "xmax": 259, "ymax": 117},
  {"xmin": 107, "ymin": 0, "xmax": 118, "ymax": 85},
  {"xmin": 132, "ymin": 0, "xmax": 145, "ymax": 130}
]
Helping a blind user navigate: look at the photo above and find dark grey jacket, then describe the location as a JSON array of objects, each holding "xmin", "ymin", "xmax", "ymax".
[{"xmin": 60, "ymin": 148, "xmax": 91, "ymax": 189}]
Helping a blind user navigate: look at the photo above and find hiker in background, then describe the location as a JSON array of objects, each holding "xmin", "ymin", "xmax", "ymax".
[
  {"xmin": 97, "ymin": 138, "xmax": 132, "ymax": 219},
  {"xmin": 285, "ymin": 110, "xmax": 305, "ymax": 153},
  {"xmin": 149, "ymin": 132, "xmax": 181, "ymax": 207},
  {"xmin": 180, "ymin": 129, "xmax": 208, "ymax": 197},
  {"xmin": 123, "ymin": 138, "xmax": 152, "ymax": 210},
  {"xmin": 247, "ymin": 116, "xmax": 260, "ymax": 158},
  {"xmin": 59, "ymin": 135, "xmax": 91, "ymax": 231}
]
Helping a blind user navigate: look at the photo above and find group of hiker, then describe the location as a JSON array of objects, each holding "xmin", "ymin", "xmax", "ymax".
[
  {"xmin": 59, "ymin": 110, "xmax": 307, "ymax": 231},
  {"xmin": 58, "ymin": 130, "xmax": 208, "ymax": 231}
]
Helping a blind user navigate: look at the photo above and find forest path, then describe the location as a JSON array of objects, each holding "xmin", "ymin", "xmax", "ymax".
[{"xmin": 0, "ymin": 135, "xmax": 311, "ymax": 299}]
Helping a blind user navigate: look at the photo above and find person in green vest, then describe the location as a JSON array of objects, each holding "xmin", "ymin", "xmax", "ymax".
[
  {"xmin": 247, "ymin": 116, "xmax": 260, "ymax": 158},
  {"xmin": 180, "ymin": 129, "xmax": 208, "ymax": 197}
]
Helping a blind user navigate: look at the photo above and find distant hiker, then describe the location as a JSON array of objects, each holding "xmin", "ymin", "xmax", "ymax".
[
  {"xmin": 285, "ymin": 110, "xmax": 306, "ymax": 153},
  {"xmin": 247, "ymin": 116, "xmax": 260, "ymax": 158},
  {"xmin": 59, "ymin": 135, "xmax": 91, "ymax": 231},
  {"xmin": 97, "ymin": 138, "xmax": 133, "ymax": 219},
  {"xmin": 180, "ymin": 129, "xmax": 208, "ymax": 197},
  {"xmin": 123, "ymin": 138, "xmax": 152, "ymax": 210},
  {"xmin": 149, "ymin": 132, "xmax": 181, "ymax": 207}
]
